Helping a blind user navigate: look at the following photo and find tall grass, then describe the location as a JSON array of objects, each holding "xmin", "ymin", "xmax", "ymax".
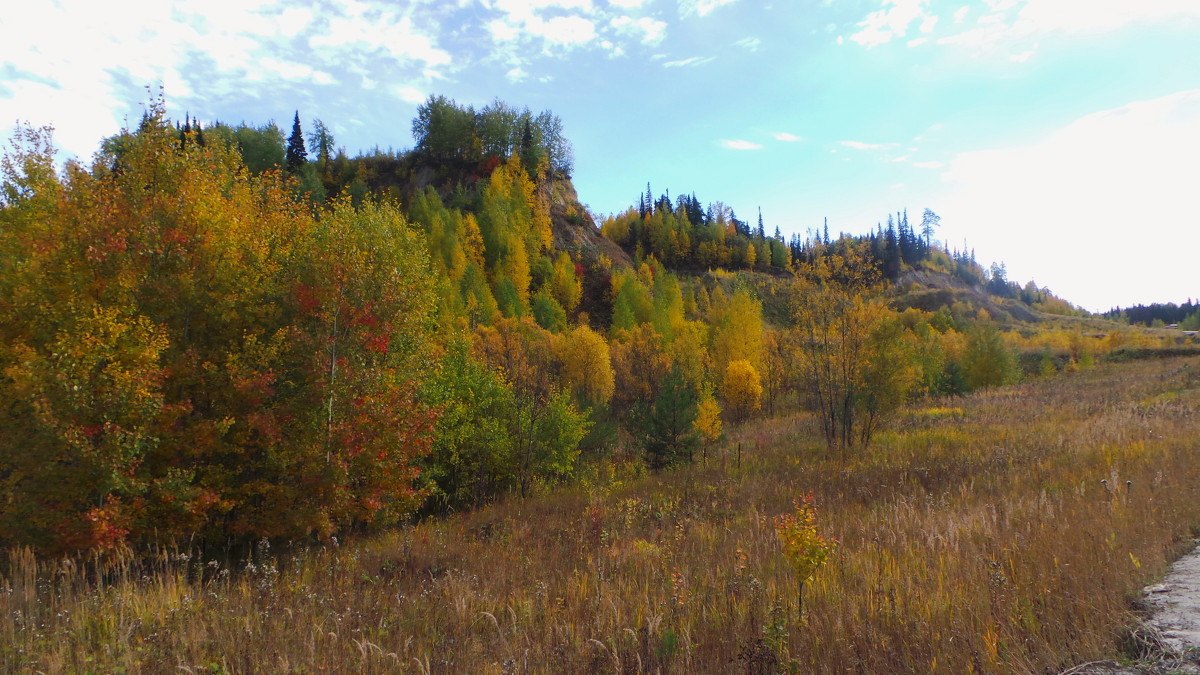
[{"xmin": 4, "ymin": 357, "xmax": 1200, "ymax": 673}]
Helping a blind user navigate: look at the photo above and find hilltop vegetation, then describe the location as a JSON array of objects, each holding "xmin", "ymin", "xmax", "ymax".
[{"xmin": 0, "ymin": 96, "xmax": 1191, "ymax": 558}]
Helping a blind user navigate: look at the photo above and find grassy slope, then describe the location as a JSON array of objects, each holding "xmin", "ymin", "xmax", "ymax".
[{"xmin": 4, "ymin": 356, "xmax": 1200, "ymax": 674}]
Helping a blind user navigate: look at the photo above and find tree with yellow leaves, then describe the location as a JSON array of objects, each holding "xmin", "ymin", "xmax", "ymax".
[
  {"xmin": 791, "ymin": 249, "xmax": 894, "ymax": 456},
  {"xmin": 709, "ymin": 285, "xmax": 764, "ymax": 375},
  {"xmin": 694, "ymin": 384, "xmax": 723, "ymax": 460},
  {"xmin": 555, "ymin": 324, "xmax": 615, "ymax": 408},
  {"xmin": 723, "ymin": 359, "xmax": 763, "ymax": 423}
]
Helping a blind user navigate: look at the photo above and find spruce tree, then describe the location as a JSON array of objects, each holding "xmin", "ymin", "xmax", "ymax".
[{"xmin": 286, "ymin": 111, "xmax": 307, "ymax": 173}]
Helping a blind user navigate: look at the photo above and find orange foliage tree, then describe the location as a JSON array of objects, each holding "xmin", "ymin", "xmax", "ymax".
[{"xmin": 0, "ymin": 106, "xmax": 437, "ymax": 552}]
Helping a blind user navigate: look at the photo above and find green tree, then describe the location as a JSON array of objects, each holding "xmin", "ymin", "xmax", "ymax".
[
  {"xmin": 286, "ymin": 111, "xmax": 307, "ymax": 173},
  {"xmin": 962, "ymin": 323, "xmax": 1017, "ymax": 390},
  {"xmin": 531, "ymin": 290, "xmax": 567, "ymax": 333},
  {"xmin": 642, "ymin": 368, "xmax": 699, "ymax": 470},
  {"xmin": 420, "ymin": 342, "xmax": 516, "ymax": 511},
  {"xmin": 920, "ymin": 208, "xmax": 941, "ymax": 249}
]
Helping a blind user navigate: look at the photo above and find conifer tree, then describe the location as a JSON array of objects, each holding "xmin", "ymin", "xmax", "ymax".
[{"xmin": 286, "ymin": 111, "xmax": 307, "ymax": 173}]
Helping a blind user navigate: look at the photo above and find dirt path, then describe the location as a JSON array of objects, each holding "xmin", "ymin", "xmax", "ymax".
[
  {"xmin": 1144, "ymin": 545, "xmax": 1200, "ymax": 654},
  {"xmin": 1064, "ymin": 544, "xmax": 1200, "ymax": 674}
]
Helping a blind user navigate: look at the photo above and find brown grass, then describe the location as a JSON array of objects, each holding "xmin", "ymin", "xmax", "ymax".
[{"xmin": 4, "ymin": 357, "xmax": 1200, "ymax": 673}]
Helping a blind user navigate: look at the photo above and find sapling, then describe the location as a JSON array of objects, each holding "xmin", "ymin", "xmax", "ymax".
[{"xmin": 775, "ymin": 493, "xmax": 837, "ymax": 620}]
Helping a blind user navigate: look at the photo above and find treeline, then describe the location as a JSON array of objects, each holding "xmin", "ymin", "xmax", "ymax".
[
  {"xmin": 0, "ymin": 100, "xmax": 1095, "ymax": 554},
  {"xmin": 602, "ymin": 187, "xmax": 793, "ymax": 271},
  {"xmin": 1103, "ymin": 300, "xmax": 1200, "ymax": 328},
  {"xmin": 603, "ymin": 191, "xmax": 1078, "ymax": 318},
  {"xmin": 123, "ymin": 96, "xmax": 573, "ymax": 212}
]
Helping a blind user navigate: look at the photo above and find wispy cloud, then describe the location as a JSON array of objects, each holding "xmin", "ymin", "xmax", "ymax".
[
  {"xmin": 839, "ymin": 140, "xmax": 894, "ymax": 150},
  {"xmin": 310, "ymin": 14, "xmax": 452, "ymax": 68},
  {"xmin": 611, "ymin": 16, "xmax": 668, "ymax": 45},
  {"xmin": 850, "ymin": 0, "xmax": 935, "ymax": 48},
  {"xmin": 734, "ymin": 36, "xmax": 762, "ymax": 51},
  {"xmin": 912, "ymin": 160, "xmax": 944, "ymax": 169},
  {"xmin": 679, "ymin": 0, "xmax": 740, "ymax": 19},
  {"xmin": 935, "ymin": 0, "xmax": 1200, "ymax": 59},
  {"xmin": 663, "ymin": 55, "xmax": 716, "ymax": 67},
  {"xmin": 720, "ymin": 139, "xmax": 763, "ymax": 150},
  {"xmin": 774, "ymin": 132, "xmax": 802, "ymax": 142},
  {"xmin": 395, "ymin": 85, "xmax": 426, "ymax": 104}
]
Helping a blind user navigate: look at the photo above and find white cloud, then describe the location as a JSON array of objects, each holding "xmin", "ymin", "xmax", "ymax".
[
  {"xmin": 311, "ymin": 14, "xmax": 452, "ymax": 66},
  {"xmin": 907, "ymin": 37, "xmax": 928, "ymax": 46},
  {"xmin": 276, "ymin": 8, "xmax": 313, "ymax": 38},
  {"xmin": 911, "ymin": 160, "xmax": 944, "ymax": 168},
  {"xmin": 538, "ymin": 16, "xmax": 597, "ymax": 45},
  {"xmin": 850, "ymin": 0, "xmax": 934, "ymax": 48},
  {"xmin": 663, "ymin": 56, "xmax": 715, "ymax": 67},
  {"xmin": 1017, "ymin": 0, "xmax": 1200, "ymax": 34},
  {"xmin": 611, "ymin": 16, "xmax": 668, "ymax": 45},
  {"xmin": 720, "ymin": 139, "xmax": 763, "ymax": 150},
  {"xmin": 487, "ymin": 3, "xmax": 597, "ymax": 50},
  {"xmin": 395, "ymin": 86, "xmax": 426, "ymax": 104},
  {"xmin": 679, "ymin": 0, "xmax": 740, "ymax": 18},
  {"xmin": 774, "ymin": 132, "xmax": 802, "ymax": 142},
  {"xmin": 609, "ymin": 0, "xmax": 646, "ymax": 6},
  {"xmin": 734, "ymin": 36, "xmax": 762, "ymax": 51},
  {"xmin": 256, "ymin": 57, "xmax": 334, "ymax": 85},
  {"xmin": 506, "ymin": 67, "xmax": 529, "ymax": 82},
  {"xmin": 487, "ymin": 18, "xmax": 522, "ymax": 42},
  {"xmin": 938, "ymin": 89, "xmax": 1200, "ymax": 311},
  {"xmin": 938, "ymin": 0, "xmax": 1200, "ymax": 57},
  {"xmin": 0, "ymin": 0, "xmax": 274, "ymax": 159}
]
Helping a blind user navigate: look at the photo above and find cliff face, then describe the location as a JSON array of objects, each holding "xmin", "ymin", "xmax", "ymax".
[
  {"xmin": 546, "ymin": 178, "xmax": 632, "ymax": 271},
  {"xmin": 889, "ymin": 268, "xmax": 1040, "ymax": 323},
  {"xmin": 544, "ymin": 178, "xmax": 632, "ymax": 327}
]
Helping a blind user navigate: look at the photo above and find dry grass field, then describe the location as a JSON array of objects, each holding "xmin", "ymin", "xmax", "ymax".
[{"xmin": 4, "ymin": 355, "xmax": 1200, "ymax": 673}]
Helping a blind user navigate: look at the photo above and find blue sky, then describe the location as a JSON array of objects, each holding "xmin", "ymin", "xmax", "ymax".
[{"xmin": 2, "ymin": 0, "xmax": 1198, "ymax": 311}]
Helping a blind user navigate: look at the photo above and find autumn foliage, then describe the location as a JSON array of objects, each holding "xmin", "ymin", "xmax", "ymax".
[
  {"xmin": 0, "ymin": 100, "xmax": 1156, "ymax": 556},
  {"xmin": 0, "ymin": 110, "xmax": 436, "ymax": 551}
]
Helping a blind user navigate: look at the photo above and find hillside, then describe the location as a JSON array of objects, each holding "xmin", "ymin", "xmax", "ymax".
[
  {"xmin": 888, "ymin": 268, "xmax": 1041, "ymax": 323},
  {"xmin": 1, "ymin": 96, "xmax": 1190, "ymax": 557}
]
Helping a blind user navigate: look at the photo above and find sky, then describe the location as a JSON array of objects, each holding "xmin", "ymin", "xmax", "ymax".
[{"xmin": 2, "ymin": 0, "xmax": 1198, "ymax": 312}]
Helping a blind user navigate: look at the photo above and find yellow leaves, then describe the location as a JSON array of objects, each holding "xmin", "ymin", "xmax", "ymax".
[
  {"xmin": 775, "ymin": 494, "xmax": 837, "ymax": 585},
  {"xmin": 709, "ymin": 286, "xmax": 764, "ymax": 374},
  {"xmin": 549, "ymin": 251, "xmax": 582, "ymax": 314},
  {"xmin": 461, "ymin": 213, "xmax": 485, "ymax": 270},
  {"xmin": 556, "ymin": 324, "xmax": 615, "ymax": 407},
  {"xmin": 722, "ymin": 359, "xmax": 763, "ymax": 423},
  {"xmin": 694, "ymin": 386, "xmax": 723, "ymax": 443}
]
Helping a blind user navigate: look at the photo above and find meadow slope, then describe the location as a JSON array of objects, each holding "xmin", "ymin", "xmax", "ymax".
[{"xmin": 4, "ymin": 356, "xmax": 1200, "ymax": 674}]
